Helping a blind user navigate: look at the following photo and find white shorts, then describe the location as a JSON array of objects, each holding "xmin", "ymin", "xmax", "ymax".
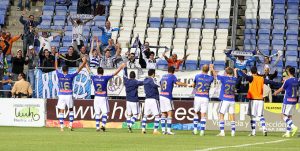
[
  {"xmin": 248, "ymin": 100, "xmax": 264, "ymax": 117},
  {"xmin": 159, "ymin": 96, "xmax": 174, "ymax": 113},
  {"xmin": 194, "ymin": 97, "xmax": 209, "ymax": 113},
  {"xmin": 282, "ymin": 104, "xmax": 296, "ymax": 116},
  {"xmin": 218, "ymin": 101, "xmax": 235, "ymax": 114},
  {"xmin": 126, "ymin": 101, "xmax": 140, "ymax": 115},
  {"xmin": 94, "ymin": 96, "xmax": 109, "ymax": 115},
  {"xmin": 144, "ymin": 98, "xmax": 160, "ymax": 116},
  {"xmin": 57, "ymin": 95, "xmax": 73, "ymax": 110}
]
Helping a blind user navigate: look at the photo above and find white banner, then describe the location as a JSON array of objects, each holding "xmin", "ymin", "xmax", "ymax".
[
  {"xmin": 0, "ymin": 99, "xmax": 46, "ymax": 127},
  {"xmin": 36, "ymin": 68, "xmax": 204, "ymax": 99}
]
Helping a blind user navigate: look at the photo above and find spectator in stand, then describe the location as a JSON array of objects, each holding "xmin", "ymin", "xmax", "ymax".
[
  {"xmin": 39, "ymin": 48, "xmax": 55, "ymax": 73},
  {"xmin": 17, "ymin": 0, "xmax": 30, "ymax": 11},
  {"xmin": 11, "ymin": 73, "xmax": 33, "ymax": 98},
  {"xmin": 22, "ymin": 25, "xmax": 35, "ymax": 56},
  {"xmin": 63, "ymin": 46, "xmax": 80, "ymax": 67},
  {"xmin": 26, "ymin": 45, "xmax": 39, "ymax": 90},
  {"xmin": 143, "ymin": 41, "xmax": 151, "ymax": 59},
  {"xmin": 98, "ymin": 21, "xmax": 122, "ymax": 50},
  {"xmin": 89, "ymin": 36, "xmax": 101, "ymax": 68},
  {"xmin": 69, "ymin": 15, "xmax": 94, "ymax": 50},
  {"xmin": 145, "ymin": 51, "xmax": 158, "ymax": 69},
  {"xmin": 104, "ymin": 39, "xmax": 116, "ymax": 56},
  {"xmin": 38, "ymin": 32, "xmax": 61, "ymax": 53},
  {"xmin": 262, "ymin": 67, "xmax": 278, "ymax": 81},
  {"xmin": 0, "ymin": 32, "xmax": 22, "ymax": 55},
  {"xmin": 100, "ymin": 49, "xmax": 115, "ymax": 68},
  {"xmin": 126, "ymin": 52, "xmax": 141, "ymax": 69},
  {"xmin": 162, "ymin": 49, "xmax": 190, "ymax": 70},
  {"xmin": 19, "ymin": 10, "xmax": 42, "ymax": 32},
  {"xmin": 78, "ymin": 0, "xmax": 92, "ymax": 14},
  {"xmin": 11, "ymin": 49, "xmax": 27, "ymax": 81},
  {"xmin": 50, "ymin": 46, "xmax": 58, "ymax": 56},
  {"xmin": 113, "ymin": 43, "xmax": 126, "ymax": 68},
  {"xmin": 261, "ymin": 52, "xmax": 282, "ymax": 74},
  {"xmin": 0, "ymin": 38, "xmax": 10, "ymax": 92},
  {"xmin": 236, "ymin": 68, "xmax": 249, "ymax": 102},
  {"xmin": 1, "ymin": 72, "xmax": 12, "ymax": 97}
]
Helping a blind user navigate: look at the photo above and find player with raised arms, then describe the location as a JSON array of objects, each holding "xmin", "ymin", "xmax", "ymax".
[
  {"xmin": 160, "ymin": 66, "xmax": 188, "ymax": 135},
  {"xmin": 123, "ymin": 66, "xmax": 144, "ymax": 133},
  {"xmin": 86, "ymin": 63, "xmax": 125, "ymax": 132},
  {"xmin": 274, "ymin": 67, "xmax": 298, "ymax": 137},
  {"xmin": 190, "ymin": 64, "xmax": 214, "ymax": 136},
  {"xmin": 142, "ymin": 69, "xmax": 161, "ymax": 135},
  {"xmin": 54, "ymin": 53, "xmax": 87, "ymax": 131},
  {"xmin": 210, "ymin": 65, "xmax": 238, "ymax": 137}
]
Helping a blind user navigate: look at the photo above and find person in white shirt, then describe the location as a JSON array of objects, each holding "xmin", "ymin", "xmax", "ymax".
[
  {"xmin": 145, "ymin": 51, "xmax": 158, "ymax": 69},
  {"xmin": 89, "ymin": 36, "xmax": 101, "ymax": 68},
  {"xmin": 38, "ymin": 32, "xmax": 61, "ymax": 52},
  {"xmin": 69, "ymin": 15, "xmax": 94, "ymax": 50}
]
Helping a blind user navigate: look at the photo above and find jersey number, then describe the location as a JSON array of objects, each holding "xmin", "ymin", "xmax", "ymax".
[
  {"xmin": 162, "ymin": 81, "xmax": 167, "ymax": 90},
  {"xmin": 292, "ymin": 87, "xmax": 297, "ymax": 97},
  {"xmin": 96, "ymin": 84, "xmax": 102, "ymax": 92},
  {"xmin": 197, "ymin": 82, "xmax": 209, "ymax": 92},
  {"xmin": 224, "ymin": 84, "xmax": 234, "ymax": 95},
  {"xmin": 60, "ymin": 82, "xmax": 70, "ymax": 90}
]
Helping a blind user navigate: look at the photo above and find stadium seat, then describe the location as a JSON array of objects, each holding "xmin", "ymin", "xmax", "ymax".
[
  {"xmin": 213, "ymin": 61, "xmax": 226, "ymax": 71},
  {"xmin": 272, "ymin": 29, "xmax": 284, "ymax": 40},
  {"xmin": 273, "ymin": 0, "xmax": 285, "ymax": 9},
  {"xmin": 43, "ymin": 6, "xmax": 54, "ymax": 16},
  {"xmin": 257, "ymin": 40, "xmax": 270, "ymax": 50},
  {"xmin": 176, "ymin": 18, "xmax": 189, "ymax": 28},
  {"xmin": 287, "ymin": 0, "xmax": 299, "ymax": 9},
  {"xmin": 177, "ymin": 7, "xmax": 189, "ymax": 18},
  {"xmin": 53, "ymin": 16, "xmax": 66, "ymax": 26},
  {"xmin": 190, "ymin": 18, "xmax": 202, "ymax": 28},
  {"xmin": 185, "ymin": 60, "xmax": 198, "ymax": 70},
  {"xmin": 287, "ymin": 20, "xmax": 299, "ymax": 30},
  {"xmin": 244, "ymin": 29, "xmax": 256, "ymax": 39},
  {"xmin": 217, "ymin": 19, "xmax": 229, "ymax": 29},
  {"xmin": 203, "ymin": 19, "xmax": 216, "ymax": 29},
  {"xmin": 245, "ymin": 19, "xmax": 257, "ymax": 29},
  {"xmin": 271, "ymin": 40, "xmax": 284, "ymax": 50},
  {"xmin": 149, "ymin": 17, "xmax": 161, "ymax": 28},
  {"xmin": 156, "ymin": 60, "xmax": 168, "ymax": 70},
  {"xmin": 286, "ymin": 40, "xmax": 298, "ymax": 51},
  {"xmin": 286, "ymin": 29, "xmax": 298, "ymax": 40},
  {"xmin": 190, "ymin": 7, "xmax": 203, "ymax": 18},
  {"xmin": 258, "ymin": 29, "xmax": 270, "ymax": 40},
  {"xmin": 244, "ymin": 39, "xmax": 256, "ymax": 50},
  {"xmin": 273, "ymin": 19, "xmax": 285, "ymax": 29},
  {"xmin": 272, "ymin": 9, "xmax": 285, "ymax": 20},
  {"xmin": 286, "ymin": 9, "xmax": 299, "ymax": 20},
  {"xmin": 259, "ymin": 19, "xmax": 271, "ymax": 29},
  {"xmin": 163, "ymin": 18, "xmax": 175, "ymax": 28}
]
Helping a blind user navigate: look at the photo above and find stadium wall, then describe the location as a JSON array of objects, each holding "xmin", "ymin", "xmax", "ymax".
[{"xmin": 45, "ymin": 99, "xmax": 300, "ymax": 132}]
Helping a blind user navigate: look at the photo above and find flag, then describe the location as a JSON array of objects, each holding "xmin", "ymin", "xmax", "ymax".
[{"xmin": 132, "ymin": 35, "xmax": 146, "ymax": 68}]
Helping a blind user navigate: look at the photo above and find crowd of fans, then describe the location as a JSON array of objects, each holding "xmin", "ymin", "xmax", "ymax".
[{"xmin": 0, "ymin": 1, "xmax": 286, "ymax": 101}]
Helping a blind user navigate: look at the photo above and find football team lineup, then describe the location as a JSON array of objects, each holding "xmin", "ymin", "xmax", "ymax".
[{"xmin": 54, "ymin": 53, "xmax": 299, "ymax": 138}]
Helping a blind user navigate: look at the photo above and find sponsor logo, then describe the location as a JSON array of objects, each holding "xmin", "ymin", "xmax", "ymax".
[{"xmin": 14, "ymin": 104, "xmax": 41, "ymax": 122}]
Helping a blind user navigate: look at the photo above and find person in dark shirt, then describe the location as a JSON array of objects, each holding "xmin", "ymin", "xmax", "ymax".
[
  {"xmin": 39, "ymin": 48, "xmax": 55, "ymax": 73},
  {"xmin": 236, "ymin": 68, "xmax": 249, "ymax": 102},
  {"xmin": 11, "ymin": 49, "xmax": 28, "ymax": 81},
  {"xmin": 63, "ymin": 46, "xmax": 80, "ymax": 67},
  {"xmin": 123, "ymin": 66, "xmax": 144, "ymax": 133}
]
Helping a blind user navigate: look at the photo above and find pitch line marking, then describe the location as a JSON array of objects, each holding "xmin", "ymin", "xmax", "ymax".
[{"xmin": 196, "ymin": 139, "xmax": 290, "ymax": 151}]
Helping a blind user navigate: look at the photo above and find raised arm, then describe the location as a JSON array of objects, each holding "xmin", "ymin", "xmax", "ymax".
[
  {"xmin": 113, "ymin": 63, "xmax": 126, "ymax": 76},
  {"xmin": 182, "ymin": 53, "xmax": 190, "ymax": 61},
  {"xmin": 54, "ymin": 53, "xmax": 59, "ymax": 70},
  {"xmin": 209, "ymin": 64, "xmax": 218, "ymax": 78},
  {"xmin": 175, "ymin": 81, "xmax": 188, "ymax": 87},
  {"xmin": 237, "ymin": 70, "xmax": 253, "ymax": 82},
  {"xmin": 83, "ymin": 17, "xmax": 94, "ymax": 25},
  {"xmin": 162, "ymin": 49, "xmax": 170, "ymax": 61},
  {"xmin": 89, "ymin": 37, "xmax": 96, "ymax": 56},
  {"xmin": 234, "ymin": 68, "xmax": 238, "ymax": 78},
  {"xmin": 76, "ymin": 56, "xmax": 87, "ymax": 73},
  {"xmin": 19, "ymin": 11, "xmax": 27, "ymax": 25},
  {"xmin": 68, "ymin": 15, "xmax": 76, "ymax": 25},
  {"xmin": 225, "ymin": 50, "xmax": 236, "ymax": 61}
]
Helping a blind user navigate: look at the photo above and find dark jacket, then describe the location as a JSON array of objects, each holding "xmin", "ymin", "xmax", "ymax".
[
  {"xmin": 123, "ymin": 67, "xmax": 144, "ymax": 102},
  {"xmin": 11, "ymin": 57, "xmax": 27, "ymax": 74},
  {"xmin": 19, "ymin": 16, "xmax": 42, "ymax": 33}
]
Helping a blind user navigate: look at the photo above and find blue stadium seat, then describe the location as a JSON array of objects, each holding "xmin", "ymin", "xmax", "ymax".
[
  {"xmin": 287, "ymin": 0, "xmax": 299, "ymax": 9},
  {"xmin": 176, "ymin": 18, "xmax": 189, "ymax": 28},
  {"xmin": 258, "ymin": 29, "xmax": 270, "ymax": 40},
  {"xmin": 272, "ymin": 29, "xmax": 284, "ymax": 40},
  {"xmin": 286, "ymin": 40, "xmax": 298, "ymax": 51},
  {"xmin": 185, "ymin": 60, "xmax": 198, "ymax": 70},
  {"xmin": 53, "ymin": 15, "xmax": 66, "ymax": 26},
  {"xmin": 244, "ymin": 29, "xmax": 256, "ymax": 39},
  {"xmin": 272, "ymin": 40, "xmax": 284, "ymax": 50},
  {"xmin": 59, "ymin": 47, "xmax": 69, "ymax": 53},
  {"xmin": 285, "ymin": 56, "xmax": 298, "ymax": 63},
  {"xmin": 190, "ymin": 18, "xmax": 202, "ymax": 28},
  {"xmin": 287, "ymin": 20, "xmax": 299, "ymax": 30},
  {"xmin": 157, "ymin": 60, "xmax": 168, "ymax": 70},
  {"xmin": 0, "ymin": 15, "xmax": 4, "ymax": 25},
  {"xmin": 213, "ymin": 61, "xmax": 226, "ymax": 71},
  {"xmin": 94, "ymin": 16, "xmax": 106, "ymax": 26},
  {"xmin": 286, "ymin": 9, "xmax": 299, "ymax": 20},
  {"xmin": 55, "ymin": 8, "xmax": 67, "ymax": 16},
  {"xmin": 273, "ymin": 0, "xmax": 285, "ymax": 9},
  {"xmin": 199, "ymin": 61, "xmax": 212, "ymax": 66},
  {"xmin": 203, "ymin": 19, "xmax": 216, "ymax": 29},
  {"xmin": 285, "ymin": 50, "xmax": 298, "ymax": 56},
  {"xmin": 45, "ymin": 0, "xmax": 55, "ymax": 5},
  {"xmin": 149, "ymin": 17, "xmax": 161, "ymax": 28},
  {"xmin": 244, "ymin": 39, "xmax": 256, "ymax": 50},
  {"xmin": 259, "ymin": 19, "xmax": 271, "ymax": 29},
  {"xmin": 43, "ymin": 6, "xmax": 54, "ymax": 16},
  {"xmin": 72, "ymin": 0, "xmax": 79, "ymax": 6},
  {"xmin": 257, "ymin": 40, "xmax": 270, "ymax": 50},
  {"xmin": 273, "ymin": 9, "xmax": 285, "ymax": 20},
  {"xmin": 273, "ymin": 19, "xmax": 285, "ymax": 29},
  {"xmin": 69, "ymin": 6, "xmax": 78, "ymax": 15},
  {"xmin": 64, "ymin": 25, "xmax": 72, "ymax": 31},
  {"xmin": 163, "ymin": 18, "xmax": 175, "ymax": 28},
  {"xmin": 217, "ymin": 19, "xmax": 229, "ymax": 29},
  {"xmin": 51, "ymin": 41, "xmax": 60, "ymax": 47},
  {"xmin": 286, "ymin": 29, "xmax": 298, "ymax": 40},
  {"xmin": 245, "ymin": 19, "xmax": 257, "ymax": 29}
]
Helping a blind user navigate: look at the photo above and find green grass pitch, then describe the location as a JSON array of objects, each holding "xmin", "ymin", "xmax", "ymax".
[{"xmin": 0, "ymin": 127, "xmax": 299, "ymax": 151}]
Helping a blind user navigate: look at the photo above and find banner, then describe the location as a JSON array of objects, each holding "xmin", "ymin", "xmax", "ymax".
[
  {"xmin": 0, "ymin": 99, "xmax": 46, "ymax": 127},
  {"xmin": 35, "ymin": 68, "xmax": 199, "ymax": 99},
  {"xmin": 46, "ymin": 99, "xmax": 300, "ymax": 132}
]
